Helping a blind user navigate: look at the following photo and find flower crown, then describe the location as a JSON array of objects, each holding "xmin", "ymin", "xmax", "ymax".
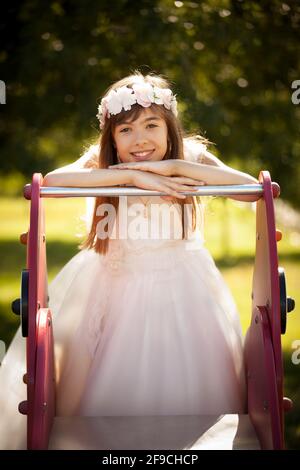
[{"xmin": 96, "ymin": 83, "xmax": 178, "ymax": 129}]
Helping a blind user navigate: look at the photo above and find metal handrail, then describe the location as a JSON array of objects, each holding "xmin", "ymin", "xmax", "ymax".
[{"xmin": 37, "ymin": 183, "xmax": 264, "ymax": 198}]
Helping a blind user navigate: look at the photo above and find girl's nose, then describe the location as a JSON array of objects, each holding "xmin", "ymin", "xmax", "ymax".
[{"xmin": 134, "ymin": 131, "xmax": 149, "ymax": 146}]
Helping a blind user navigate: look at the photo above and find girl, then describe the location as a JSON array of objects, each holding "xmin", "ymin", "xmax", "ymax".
[{"xmin": 0, "ymin": 71, "xmax": 259, "ymax": 449}]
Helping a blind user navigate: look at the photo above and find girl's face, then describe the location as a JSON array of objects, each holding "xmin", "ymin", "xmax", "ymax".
[{"xmin": 113, "ymin": 107, "xmax": 168, "ymax": 163}]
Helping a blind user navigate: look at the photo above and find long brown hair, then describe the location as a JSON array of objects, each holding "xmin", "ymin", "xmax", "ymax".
[{"xmin": 80, "ymin": 71, "xmax": 207, "ymax": 255}]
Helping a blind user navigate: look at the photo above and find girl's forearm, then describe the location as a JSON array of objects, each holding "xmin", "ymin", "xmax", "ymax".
[
  {"xmin": 175, "ymin": 160, "xmax": 258, "ymax": 185},
  {"xmin": 43, "ymin": 169, "xmax": 134, "ymax": 187}
]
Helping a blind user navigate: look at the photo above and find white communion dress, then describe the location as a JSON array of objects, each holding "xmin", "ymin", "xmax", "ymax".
[
  {"xmin": 0, "ymin": 191, "xmax": 247, "ymax": 450},
  {"xmin": 0, "ymin": 139, "xmax": 247, "ymax": 449}
]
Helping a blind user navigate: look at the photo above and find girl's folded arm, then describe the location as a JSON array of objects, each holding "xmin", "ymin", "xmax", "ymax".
[
  {"xmin": 43, "ymin": 168, "xmax": 135, "ymax": 187},
  {"xmin": 181, "ymin": 150, "xmax": 260, "ymax": 202},
  {"xmin": 43, "ymin": 147, "xmax": 136, "ymax": 187}
]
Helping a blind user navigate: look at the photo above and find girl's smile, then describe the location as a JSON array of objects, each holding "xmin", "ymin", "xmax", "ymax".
[
  {"xmin": 113, "ymin": 107, "xmax": 168, "ymax": 163},
  {"xmin": 131, "ymin": 149, "xmax": 155, "ymax": 161}
]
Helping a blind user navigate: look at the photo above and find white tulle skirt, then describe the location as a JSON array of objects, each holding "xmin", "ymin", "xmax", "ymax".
[{"xmin": 0, "ymin": 239, "xmax": 246, "ymax": 449}]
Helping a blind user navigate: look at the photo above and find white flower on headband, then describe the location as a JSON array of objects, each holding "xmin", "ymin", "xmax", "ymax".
[
  {"xmin": 108, "ymin": 86, "xmax": 137, "ymax": 115},
  {"xmin": 96, "ymin": 84, "xmax": 178, "ymax": 128},
  {"xmin": 153, "ymin": 87, "xmax": 178, "ymax": 116},
  {"xmin": 96, "ymin": 87, "xmax": 136, "ymax": 127},
  {"xmin": 96, "ymin": 96, "xmax": 109, "ymax": 129},
  {"xmin": 132, "ymin": 83, "xmax": 154, "ymax": 107}
]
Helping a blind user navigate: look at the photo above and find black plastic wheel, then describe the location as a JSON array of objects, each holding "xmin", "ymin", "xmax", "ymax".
[
  {"xmin": 279, "ymin": 267, "xmax": 295, "ymax": 335},
  {"xmin": 278, "ymin": 267, "xmax": 287, "ymax": 334},
  {"xmin": 11, "ymin": 270, "xmax": 29, "ymax": 337},
  {"xmin": 20, "ymin": 270, "xmax": 29, "ymax": 337}
]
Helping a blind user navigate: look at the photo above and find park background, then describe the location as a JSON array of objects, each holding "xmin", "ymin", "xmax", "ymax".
[{"xmin": 0, "ymin": 0, "xmax": 299, "ymax": 449}]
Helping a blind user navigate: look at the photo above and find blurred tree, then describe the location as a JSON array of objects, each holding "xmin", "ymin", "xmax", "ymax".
[{"xmin": 0, "ymin": 0, "xmax": 299, "ymax": 207}]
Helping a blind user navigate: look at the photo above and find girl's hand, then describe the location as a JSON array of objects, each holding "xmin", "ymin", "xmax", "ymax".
[
  {"xmin": 109, "ymin": 160, "xmax": 177, "ymax": 177},
  {"xmin": 130, "ymin": 170, "xmax": 205, "ymax": 200}
]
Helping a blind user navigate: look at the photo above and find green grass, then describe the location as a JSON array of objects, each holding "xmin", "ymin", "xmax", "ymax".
[{"xmin": 0, "ymin": 195, "xmax": 299, "ymax": 448}]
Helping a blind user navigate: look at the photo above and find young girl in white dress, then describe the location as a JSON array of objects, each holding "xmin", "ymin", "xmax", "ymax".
[{"xmin": 0, "ymin": 71, "xmax": 259, "ymax": 449}]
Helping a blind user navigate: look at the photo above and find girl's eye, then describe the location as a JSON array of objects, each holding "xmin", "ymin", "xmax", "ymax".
[{"xmin": 119, "ymin": 124, "xmax": 157, "ymax": 133}]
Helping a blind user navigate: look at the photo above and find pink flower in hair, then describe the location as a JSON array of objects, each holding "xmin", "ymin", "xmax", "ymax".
[
  {"xmin": 153, "ymin": 87, "xmax": 178, "ymax": 115},
  {"xmin": 132, "ymin": 83, "xmax": 154, "ymax": 107},
  {"xmin": 97, "ymin": 87, "xmax": 136, "ymax": 128},
  {"xmin": 106, "ymin": 90, "xmax": 122, "ymax": 115},
  {"xmin": 96, "ymin": 83, "xmax": 178, "ymax": 128},
  {"xmin": 108, "ymin": 86, "xmax": 136, "ymax": 115},
  {"xmin": 153, "ymin": 87, "xmax": 173, "ymax": 109}
]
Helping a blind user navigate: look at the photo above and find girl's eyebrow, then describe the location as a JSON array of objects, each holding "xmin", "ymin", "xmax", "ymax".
[
  {"xmin": 117, "ymin": 116, "xmax": 161, "ymax": 126},
  {"xmin": 142, "ymin": 116, "xmax": 161, "ymax": 122}
]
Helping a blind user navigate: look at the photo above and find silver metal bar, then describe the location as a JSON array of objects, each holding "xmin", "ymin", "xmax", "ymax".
[{"xmin": 40, "ymin": 184, "xmax": 263, "ymax": 198}]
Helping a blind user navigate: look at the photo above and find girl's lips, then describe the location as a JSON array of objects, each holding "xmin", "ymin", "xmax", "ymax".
[{"xmin": 131, "ymin": 150, "xmax": 154, "ymax": 161}]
